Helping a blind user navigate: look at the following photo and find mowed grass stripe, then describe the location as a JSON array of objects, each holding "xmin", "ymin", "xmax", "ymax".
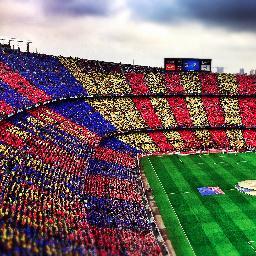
[
  {"xmin": 239, "ymin": 154, "xmax": 256, "ymax": 174},
  {"xmin": 143, "ymin": 153, "xmax": 256, "ymax": 255},
  {"xmin": 212, "ymin": 153, "xmax": 256, "ymax": 182},
  {"xmin": 194, "ymin": 154, "xmax": 256, "ymax": 249},
  {"xmin": 165, "ymin": 155, "xmax": 211, "ymax": 190},
  {"xmin": 168, "ymin": 155, "xmax": 240, "ymax": 255},
  {"xmin": 227, "ymin": 155, "xmax": 256, "ymax": 180},
  {"xmin": 166, "ymin": 156, "xmax": 228, "ymax": 255},
  {"xmin": 159, "ymin": 155, "xmax": 195, "ymax": 193},
  {"xmin": 182, "ymin": 155, "xmax": 256, "ymax": 255},
  {"xmin": 141, "ymin": 157, "xmax": 195, "ymax": 256},
  {"xmin": 215, "ymin": 153, "xmax": 256, "ymax": 179},
  {"xmin": 200, "ymin": 154, "xmax": 256, "ymax": 220},
  {"xmin": 198, "ymin": 154, "xmax": 237, "ymax": 188},
  {"xmin": 150, "ymin": 156, "xmax": 185, "ymax": 193},
  {"xmin": 241, "ymin": 153, "xmax": 256, "ymax": 169},
  {"xmin": 186, "ymin": 153, "xmax": 256, "ymax": 253},
  {"xmin": 200, "ymin": 153, "xmax": 251, "ymax": 189},
  {"xmin": 170, "ymin": 193, "xmax": 234, "ymax": 256}
]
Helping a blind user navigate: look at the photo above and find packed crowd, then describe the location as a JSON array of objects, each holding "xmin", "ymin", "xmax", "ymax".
[
  {"xmin": 0, "ymin": 48, "xmax": 256, "ymax": 254},
  {"xmin": 0, "ymin": 51, "xmax": 86, "ymax": 99},
  {"xmin": 0, "ymin": 48, "xmax": 255, "ymax": 118},
  {"xmin": 0, "ymin": 103, "xmax": 162, "ymax": 255},
  {"xmin": 238, "ymin": 98, "xmax": 256, "ymax": 127}
]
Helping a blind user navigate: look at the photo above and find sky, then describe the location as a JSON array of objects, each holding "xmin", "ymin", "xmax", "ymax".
[{"xmin": 0, "ymin": 0, "xmax": 256, "ymax": 73}]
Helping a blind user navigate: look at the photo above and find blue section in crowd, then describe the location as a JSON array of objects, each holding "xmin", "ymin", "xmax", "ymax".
[
  {"xmin": 0, "ymin": 80, "xmax": 32, "ymax": 109},
  {"xmin": 0, "ymin": 51, "xmax": 87, "ymax": 99},
  {"xmin": 87, "ymin": 158, "xmax": 138, "ymax": 181},
  {"xmin": 99, "ymin": 137, "xmax": 140, "ymax": 155},
  {"xmin": 50, "ymin": 100, "xmax": 117, "ymax": 136},
  {"xmin": 85, "ymin": 195, "xmax": 150, "ymax": 231}
]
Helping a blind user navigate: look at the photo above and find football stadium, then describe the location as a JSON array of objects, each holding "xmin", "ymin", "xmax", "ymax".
[
  {"xmin": 0, "ymin": 43, "xmax": 256, "ymax": 255},
  {"xmin": 1, "ymin": 1, "xmax": 256, "ymax": 255}
]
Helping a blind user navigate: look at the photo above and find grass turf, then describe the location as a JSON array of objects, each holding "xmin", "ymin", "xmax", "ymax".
[{"xmin": 141, "ymin": 152, "xmax": 256, "ymax": 256}]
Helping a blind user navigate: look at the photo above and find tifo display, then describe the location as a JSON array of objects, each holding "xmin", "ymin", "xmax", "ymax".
[{"xmin": 0, "ymin": 47, "xmax": 255, "ymax": 255}]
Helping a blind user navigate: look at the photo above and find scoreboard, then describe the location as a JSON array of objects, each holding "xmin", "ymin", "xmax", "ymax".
[{"xmin": 164, "ymin": 58, "xmax": 212, "ymax": 72}]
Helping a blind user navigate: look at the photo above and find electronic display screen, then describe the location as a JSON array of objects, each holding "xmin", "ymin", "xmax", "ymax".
[
  {"xmin": 201, "ymin": 65, "xmax": 211, "ymax": 71},
  {"xmin": 183, "ymin": 59, "xmax": 200, "ymax": 71},
  {"xmin": 166, "ymin": 63, "xmax": 176, "ymax": 71},
  {"xmin": 164, "ymin": 58, "xmax": 211, "ymax": 72}
]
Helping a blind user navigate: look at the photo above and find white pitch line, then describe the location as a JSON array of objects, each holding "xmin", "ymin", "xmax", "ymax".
[
  {"xmin": 148, "ymin": 158, "xmax": 197, "ymax": 256},
  {"xmin": 248, "ymin": 240, "xmax": 256, "ymax": 253},
  {"xmin": 249, "ymin": 245, "xmax": 256, "ymax": 253},
  {"xmin": 169, "ymin": 191, "xmax": 191, "ymax": 195}
]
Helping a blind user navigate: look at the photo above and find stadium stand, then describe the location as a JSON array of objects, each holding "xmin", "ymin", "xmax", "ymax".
[{"xmin": 0, "ymin": 47, "xmax": 256, "ymax": 255}]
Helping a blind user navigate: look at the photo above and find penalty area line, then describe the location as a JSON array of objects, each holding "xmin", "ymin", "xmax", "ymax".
[
  {"xmin": 169, "ymin": 191, "xmax": 191, "ymax": 195},
  {"xmin": 148, "ymin": 158, "xmax": 197, "ymax": 256},
  {"xmin": 248, "ymin": 241, "xmax": 256, "ymax": 253}
]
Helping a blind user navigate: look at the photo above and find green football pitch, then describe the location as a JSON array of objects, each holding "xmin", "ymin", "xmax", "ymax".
[{"xmin": 141, "ymin": 152, "xmax": 256, "ymax": 256}]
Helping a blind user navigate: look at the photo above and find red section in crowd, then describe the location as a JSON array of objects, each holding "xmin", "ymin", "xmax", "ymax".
[
  {"xmin": 87, "ymin": 226, "xmax": 161, "ymax": 256},
  {"xmin": 202, "ymin": 97, "xmax": 226, "ymax": 126},
  {"xmin": 126, "ymin": 73, "xmax": 150, "ymax": 95},
  {"xmin": 94, "ymin": 147, "xmax": 136, "ymax": 168},
  {"xmin": 149, "ymin": 131, "xmax": 175, "ymax": 152},
  {"xmin": 0, "ymin": 100, "xmax": 14, "ymax": 117},
  {"xmin": 133, "ymin": 98, "xmax": 162, "ymax": 129},
  {"xmin": 200, "ymin": 73, "xmax": 220, "ymax": 94},
  {"xmin": 238, "ymin": 98, "xmax": 256, "ymax": 127},
  {"xmin": 167, "ymin": 97, "xmax": 193, "ymax": 127},
  {"xmin": 236, "ymin": 75, "xmax": 256, "ymax": 95},
  {"xmin": 0, "ymin": 122, "xmax": 25, "ymax": 148},
  {"xmin": 0, "ymin": 62, "xmax": 51, "ymax": 104},
  {"xmin": 243, "ymin": 130, "xmax": 256, "ymax": 147},
  {"xmin": 165, "ymin": 73, "xmax": 184, "ymax": 94},
  {"xmin": 179, "ymin": 130, "xmax": 200, "ymax": 149},
  {"xmin": 210, "ymin": 130, "xmax": 229, "ymax": 148},
  {"xmin": 84, "ymin": 175, "xmax": 142, "ymax": 203}
]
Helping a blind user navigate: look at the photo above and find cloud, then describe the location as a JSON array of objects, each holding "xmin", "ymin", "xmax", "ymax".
[
  {"xmin": 0, "ymin": 0, "xmax": 255, "ymax": 73},
  {"xmin": 127, "ymin": 0, "xmax": 256, "ymax": 32},
  {"xmin": 0, "ymin": 0, "xmax": 41, "ymax": 26},
  {"xmin": 42, "ymin": 0, "xmax": 115, "ymax": 17}
]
